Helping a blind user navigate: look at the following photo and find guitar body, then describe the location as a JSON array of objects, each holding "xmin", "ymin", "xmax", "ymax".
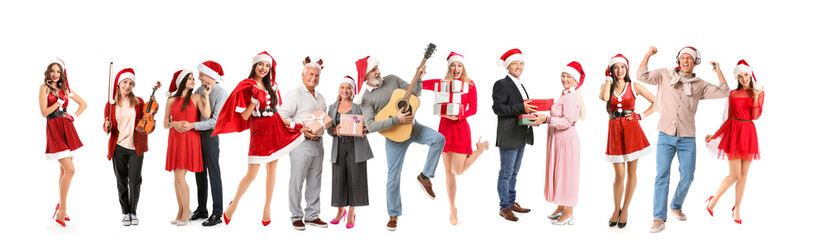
[{"xmin": 376, "ymin": 88, "xmax": 420, "ymax": 142}]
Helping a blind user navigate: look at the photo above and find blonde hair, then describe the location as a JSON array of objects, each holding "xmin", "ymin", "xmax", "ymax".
[{"xmin": 444, "ymin": 63, "xmax": 472, "ymax": 83}]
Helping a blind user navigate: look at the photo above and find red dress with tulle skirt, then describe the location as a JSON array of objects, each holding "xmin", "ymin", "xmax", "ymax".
[{"xmin": 707, "ymin": 90, "xmax": 764, "ymax": 161}]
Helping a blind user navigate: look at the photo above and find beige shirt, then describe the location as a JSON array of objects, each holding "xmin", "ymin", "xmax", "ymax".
[
  {"xmin": 116, "ymin": 104, "xmax": 136, "ymax": 150},
  {"xmin": 637, "ymin": 67, "xmax": 729, "ymax": 137}
]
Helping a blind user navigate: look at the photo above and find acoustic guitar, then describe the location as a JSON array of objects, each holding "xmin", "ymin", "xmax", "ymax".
[{"xmin": 375, "ymin": 43, "xmax": 436, "ymax": 142}]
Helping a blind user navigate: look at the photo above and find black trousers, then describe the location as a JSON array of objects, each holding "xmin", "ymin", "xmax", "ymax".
[
  {"xmin": 194, "ymin": 130, "xmax": 223, "ymax": 216},
  {"xmin": 331, "ymin": 141, "xmax": 369, "ymax": 207},
  {"xmin": 112, "ymin": 145, "xmax": 144, "ymax": 215}
]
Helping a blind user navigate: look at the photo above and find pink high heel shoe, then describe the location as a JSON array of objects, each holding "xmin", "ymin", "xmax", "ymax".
[
  {"xmin": 346, "ymin": 214, "xmax": 356, "ymax": 229},
  {"xmin": 331, "ymin": 209, "xmax": 347, "ymax": 225}
]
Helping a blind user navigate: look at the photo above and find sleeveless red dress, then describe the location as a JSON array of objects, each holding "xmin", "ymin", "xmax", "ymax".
[
  {"xmin": 707, "ymin": 90, "xmax": 764, "ymax": 161},
  {"xmin": 45, "ymin": 89, "xmax": 84, "ymax": 160},
  {"xmin": 605, "ymin": 83, "xmax": 651, "ymax": 162},
  {"xmin": 165, "ymin": 97, "xmax": 203, "ymax": 172}
]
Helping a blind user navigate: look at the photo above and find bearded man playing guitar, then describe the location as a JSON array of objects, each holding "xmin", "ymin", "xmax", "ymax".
[{"xmin": 355, "ymin": 50, "xmax": 444, "ymax": 231}]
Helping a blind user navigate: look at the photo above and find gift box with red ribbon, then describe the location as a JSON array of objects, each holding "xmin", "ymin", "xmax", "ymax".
[
  {"xmin": 303, "ymin": 109, "xmax": 333, "ymax": 135},
  {"xmin": 518, "ymin": 114, "xmax": 536, "ymax": 126},
  {"xmin": 339, "ymin": 114, "xmax": 365, "ymax": 137},
  {"xmin": 433, "ymin": 103, "xmax": 463, "ymax": 116},
  {"xmin": 434, "ymin": 91, "xmax": 463, "ymax": 104},
  {"xmin": 432, "ymin": 80, "xmax": 469, "ymax": 93}
]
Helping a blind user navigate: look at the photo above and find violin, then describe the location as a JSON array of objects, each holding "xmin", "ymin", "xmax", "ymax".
[{"xmin": 136, "ymin": 81, "xmax": 162, "ymax": 135}]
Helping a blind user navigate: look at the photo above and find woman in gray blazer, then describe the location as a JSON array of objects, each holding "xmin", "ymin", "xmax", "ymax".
[{"xmin": 327, "ymin": 76, "xmax": 373, "ymax": 229}]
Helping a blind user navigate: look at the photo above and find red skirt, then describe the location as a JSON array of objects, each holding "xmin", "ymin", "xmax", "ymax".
[
  {"xmin": 45, "ymin": 117, "xmax": 84, "ymax": 160},
  {"xmin": 166, "ymin": 129, "xmax": 203, "ymax": 172},
  {"xmin": 438, "ymin": 118, "xmax": 472, "ymax": 155},
  {"xmin": 707, "ymin": 119, "xmax": 760, "ymax": 161},
  {"xmin": 605, "ymin": 118, "xmax": 651, "ymax": 163},
  {"xmin": 247, "ymin": 114, "xmax": 305, "ymax": 164}
]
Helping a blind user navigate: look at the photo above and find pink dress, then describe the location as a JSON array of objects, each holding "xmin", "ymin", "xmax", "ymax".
[
  {"xmin": 544, "ymin": 89, "xmax": 581, "ymax": 207},
  {"xmin": 421, "ymin": 79, "xmax": 477, "ymax": 154}
]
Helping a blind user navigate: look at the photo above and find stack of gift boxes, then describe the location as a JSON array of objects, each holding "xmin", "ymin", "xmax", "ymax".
[
  {"xmin": 432, "ymin": 80, "xmax": 469, "ymax": 116},
  {"xmin": 518, "ymin": 99, "xmax": 554, "ymax": 126}
]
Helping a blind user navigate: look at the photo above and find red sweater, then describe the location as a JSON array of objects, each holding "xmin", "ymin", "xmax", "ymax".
[{"xmin": 103, "ymin": 98, "xmax": 149, "ymax": 159}]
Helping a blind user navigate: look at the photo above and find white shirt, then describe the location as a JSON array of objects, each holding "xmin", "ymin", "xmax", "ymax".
[{"xmin": 508, "ymin": 74, "xmax": 529, "ymax": 99}]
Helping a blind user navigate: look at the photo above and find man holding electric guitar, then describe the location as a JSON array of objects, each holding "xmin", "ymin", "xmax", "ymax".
[{"xmin": 356, "ymin": 44, "xmax": 445, "ymax": 231}]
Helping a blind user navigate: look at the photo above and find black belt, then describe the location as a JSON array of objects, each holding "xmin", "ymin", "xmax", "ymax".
[
  {"xmin": 306, "ymin": 136, "xmax": 322, "ymax": 141},
  {"xmin": 609, "ymin": 110, "xmax": 634, "ymax": 119},
  {"xmin": 339, "ymin": 136, "xmax": 355, "ymax": 143},
  {"xmin": 46, "ymin": 110, "xmax": 66, "ymax": 120},
  {"xmin": 732, "ymin": 118, "xmax": 752, "ymax": 122}
]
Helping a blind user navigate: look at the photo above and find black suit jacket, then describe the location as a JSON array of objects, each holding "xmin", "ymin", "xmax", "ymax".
[{"xmin": 492, "ymin": 75, "xmax": 534, "ymax": 148}]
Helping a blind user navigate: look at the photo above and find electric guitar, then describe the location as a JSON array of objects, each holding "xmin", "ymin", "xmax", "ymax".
[{"xmin": 375, "ymin": 43, "xmax": 436, "ymax": 142}]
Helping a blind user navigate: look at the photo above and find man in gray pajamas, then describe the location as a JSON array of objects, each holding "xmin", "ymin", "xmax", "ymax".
[{"xmin": 279, "ymin": 58, "xmax": 329, "ymax": 230}]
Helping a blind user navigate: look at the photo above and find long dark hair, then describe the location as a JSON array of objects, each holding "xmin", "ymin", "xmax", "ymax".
[
  {"xmin": 171, "ymin": 73, "xmax": 194, "ymax": 111},
  {"xmin": 248, "ymin": 63, "xmax": 278, "ymax": 110},
  {"xmin": 735, "ymin": 74, "xmax": 753, "ymax": 90},
  {"xmin": 44, "ymin": 63, "xmax": 67, "ymax": 91},
  {"xmin": 606, "ymin": 64, "xmax": 632, "ymax": 114}
]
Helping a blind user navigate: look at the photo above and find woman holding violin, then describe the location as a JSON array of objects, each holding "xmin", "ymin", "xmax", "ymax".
[
  {"xmin": 103, "ymin": 68, "xmax": 155, "ymax": 226},
  {"xmin": 39, "ymin": 59, "xmax": 86, "ymax": 227}
]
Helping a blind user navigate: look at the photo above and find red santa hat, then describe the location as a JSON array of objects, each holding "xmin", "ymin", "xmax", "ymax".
[
  {"xmin": 355, "ymin": 56, "xmax": 379, "ymax": 89},
  {"xmin": 498, "ymin": 48, "xmax": 524, "ymax": 69},
  {"xmin": 110, "ymin": 68, "xmax": 136, "ymax": 104},
  {"xmin": 166, "ymin": 69, "xmax": 193, "ymax": 97},
  {"xmin": 676, "ymin": 46, "xmax": 701, "ymax": 70},
  {"xmin": 198, "ymin": 60, "xmax": 225, "ymax": 82},
  {"xmin": 252, "ymin": 51, "xmax": 277, "ymax": 83},
  {"xmin": 447, "ymin": 51, "xmax": 464, "ymax": 66},
  {"xmin": 733, "ymin": 59, "xmax": 762, "ymax": 90},
  {"xmin": 340, "ymin": 75, "xmax": 357, "ymax": 96},
  {"xmin": 562, "ymin": 61, "xmax": 585, "ymax": 90},
  {"xmin": 606, "ymin": 53, "xmax": 630, "ymax": 81},
  {"xmin": 49, "ymin": 58, "xmax": 73, "ymax": 96}
]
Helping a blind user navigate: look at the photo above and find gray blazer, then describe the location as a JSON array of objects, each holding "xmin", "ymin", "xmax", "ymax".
[{"xmin": 327, "ymin": 101, "xmax": 374, "ymax": 163}]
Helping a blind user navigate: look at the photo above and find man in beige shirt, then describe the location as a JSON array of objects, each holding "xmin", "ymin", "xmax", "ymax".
[{"xmin": 637, "ymin": 46, "xmax": 729, "ymax": 233}]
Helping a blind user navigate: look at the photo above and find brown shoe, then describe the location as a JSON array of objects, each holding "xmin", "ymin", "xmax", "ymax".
[
  {"xmin": 304, "ymin": 218, "xmax": 328, "ymax": 228},
  {"xmin": 649, "ymin": 218, "xmax": 665, "ymax": 233},
  {"xmin": 510, "ymin": 203, "xmax": 531, "ymax": 213},
  {"xmin": 386, "ymin": 216, "xmax": 397, "ymax": 231},
  {"xmin": 416, "ymin": 173, "xmax": 435, "ymax": 199},
  {"xmin": 292, "ymin": 220, "xmax": 305, "ymax": 230},
  {"xmin": 499, "ymin": 208, "xmax": 518, "ymax": 221}
]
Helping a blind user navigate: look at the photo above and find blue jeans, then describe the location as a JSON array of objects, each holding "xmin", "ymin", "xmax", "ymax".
[
  {"xmin": 384, "ymin": 122, "xmax": 444, "ymax": 217},
  {"xmin": 498, "ymin": 146, "xmax": 525, "ymax": 210},
  {"xmin": 653, "ymin": 132, "xmax": 697, "ymax": 221}
]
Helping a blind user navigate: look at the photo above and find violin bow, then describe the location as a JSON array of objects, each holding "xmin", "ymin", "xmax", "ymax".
[{"xmin": 107, "ymin": 61, "xmax": 113, "ymax": 135}]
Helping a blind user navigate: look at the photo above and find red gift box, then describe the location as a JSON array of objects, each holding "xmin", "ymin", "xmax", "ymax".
[{"xmin": 526, "ymin": 99, "xmax": 553, "ymax": 112}]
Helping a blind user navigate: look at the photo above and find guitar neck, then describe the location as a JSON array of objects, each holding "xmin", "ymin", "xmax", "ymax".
[{"xmin": 402, "ymin": 58, "xmax": 428, "ymax": 102}]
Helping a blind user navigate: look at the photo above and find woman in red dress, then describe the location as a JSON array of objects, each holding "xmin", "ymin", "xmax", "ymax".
[
  {"xmin": 421, "ymin": 52, "xmax": 488, "ymax": 225},
  {"xmin": 39, "ymin": 59, "xmax": 86, "ymax": 227},
  {"xmin": 598, "ymin": 54, "xmax": 655, "ymax": 228},
  {"xmin": 213, "ymin": 51, "xmax": 304, "ymax": 226},
  {"xmin": 163, "ymin": 69, "xmax": 211, "ymax": 226},
  {"xmin": 704, "ymin": 60, "xmax": 764, "ymax": 224}
]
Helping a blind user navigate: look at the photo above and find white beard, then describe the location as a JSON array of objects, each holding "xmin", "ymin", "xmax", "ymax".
[{"xmin": 367, "ymin": 77, "xmax": 382, "ymax": 86}]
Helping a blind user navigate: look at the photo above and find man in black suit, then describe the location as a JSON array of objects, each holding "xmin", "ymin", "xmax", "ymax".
[{"xmin": 492, "ymin": 49, "xmax": 544, "ymax": 221}]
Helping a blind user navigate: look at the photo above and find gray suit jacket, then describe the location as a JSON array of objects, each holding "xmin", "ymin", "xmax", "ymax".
[{"xmin": 327, "ymin": 101, "xmax": 374, "ymax": 163}]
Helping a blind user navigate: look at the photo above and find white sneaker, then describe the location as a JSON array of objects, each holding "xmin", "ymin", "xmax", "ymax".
[
  {"xmin": 129, "ymin": 214, "xmax": 139, "ymax": 225},
  {"xmin": 122, "ymin": 214, "xmax": 132, "ymax": 226}
]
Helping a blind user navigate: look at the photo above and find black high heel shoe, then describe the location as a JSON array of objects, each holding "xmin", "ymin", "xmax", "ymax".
[
  {"xmin": 618, "ymin": 210, "xmax": 627, "ymax": 228},
  {"xmin": 609, "ymin": 210, "xmax": 620, "ymax": 227}
]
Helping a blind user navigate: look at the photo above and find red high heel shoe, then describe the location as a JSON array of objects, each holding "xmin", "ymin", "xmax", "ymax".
[
  {"xmin": 52, "ymin": 204, "xmax": 68, "ymax": 226},
  {"xmin": 223, "ymin": 201, "xmax": 233, "ymax": 225},
  {"xmin": 262, "ymin": 220, "xmax": 270, "ymax": 226},
  {"xmin": 732, "ymin": 207, "xmax": 742, "ymax": 224},
  {"xmin": 705, "ymin": 196, "xmax": 714, "ymax": 217}
]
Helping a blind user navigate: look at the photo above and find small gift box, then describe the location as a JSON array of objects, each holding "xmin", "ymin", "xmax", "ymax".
[
  {"xmin": 434, "ymin": 91, "xmax": 463, "ymax": 104},
  {"xmin": 339, "ymin": 114, "xmax": 365, "ymax": 137},
  {"xmin": 303, "ymin": 109, "xmax": 333, "ymax": 135},
  {"xmin": 433, "ymin": 103, "xmax": 463, "ymax": 116},
  {"xmin": 526, "ymin": 99, "xmax": 554, "ymax": 112},
  {"xmin": 432, "ymin": 80, "xmax": 469, "ymax": 93},
  {"xmin": 518, "ymin": 114, "xmax": 536, "ymax": 126}
]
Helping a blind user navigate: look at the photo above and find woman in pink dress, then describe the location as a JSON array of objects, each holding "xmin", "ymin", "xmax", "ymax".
[
  {"xmin": 421, "ymin": 52, "xmax": 489, "ymax": 225},
  {"xmin": 537, "ymin": 61, "xmax": 586, "ymax": 226},
  {"xmin": 163, "ymin": 69, "xmax": 211, "ymax": 226},
  {"xmin": 39, "ymin": 59, "xmax": 87, "ymax": 227},
  {"xmin": 213, "ymin": 51, "xmax": 304, "ymax": 226},
  {"xmin": 704, "ymin": 60, "xmax": 764, "ymax": 224},
  {"xmin": 598, "ymin": 54, "xmax": 655, "ymax": 228}
]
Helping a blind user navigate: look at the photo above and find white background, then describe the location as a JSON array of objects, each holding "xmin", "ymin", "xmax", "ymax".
[{"xmin": 2, "ymin": 0, "xmax": 810, "ymax": 239}]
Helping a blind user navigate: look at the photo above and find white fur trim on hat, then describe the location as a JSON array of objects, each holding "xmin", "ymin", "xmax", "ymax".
[
  {"xmin": 608, "ymin": 57, "xmax": 628, "ymax": 68},
  {"xmin": 733, "ymin": 64, "xmax": 752, "ymax": 79},
  {"xmin": 447, "ymin": 55, "xmax": 464, "ymax": 66},
  {"xmin": 198, "ymin": 63, "xmax": 222, "ymax": 81},
  {"xmin": 678, "ymin": 48, "xmax": 698, "ymax": 61},
  {"xmin": 118, "ymin": 72, "xmax": 136, "ymax": 83},
  {"xmin": 562, "ymin": 66, "xmax": 581, "ymax": 83},
  {"xmin": 253, "ymin": 54, "xmax": 274, "ymax": 65},
  {"xmin": 340, "ymin": 76, "xmax": 356, "ymax": 94},
  {"xmin": 502, "ymin": 54, "xmax": 524, "ymax": 69},
  {"xmin": 366, "ymin": 57, "xmax": 379, "ymax": 73}
]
